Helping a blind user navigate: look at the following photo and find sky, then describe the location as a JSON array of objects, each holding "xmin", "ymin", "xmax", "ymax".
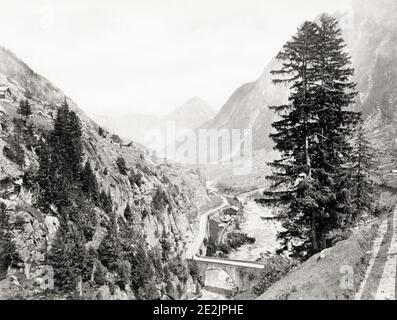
[{"xmin": 0, "ymin": 0, "xmax": 352, "ymax": 116}]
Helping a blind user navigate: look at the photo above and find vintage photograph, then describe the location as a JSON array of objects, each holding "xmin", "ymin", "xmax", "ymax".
[{"xmin": 0, "ymin": 0, "xmax": 396, "ymax": 302}]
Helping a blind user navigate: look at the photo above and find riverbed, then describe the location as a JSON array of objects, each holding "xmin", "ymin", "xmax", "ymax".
[
  {"xmin": 198, "ymin": 199, "xmax": 282, "ymax": 300},
  {"xmin": 228, "ymin": 201, "xmax": 282, "ymax": 261}
]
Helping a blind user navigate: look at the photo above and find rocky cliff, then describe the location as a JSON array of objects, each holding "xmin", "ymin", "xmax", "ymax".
[{"xmin": 0, "ymin": 46, "xmax": 209, "ymax": 299}]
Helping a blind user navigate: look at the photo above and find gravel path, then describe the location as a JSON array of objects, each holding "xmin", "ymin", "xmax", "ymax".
[{"xmin": 356, "ymin": 209, "xmax": 397, "ymax": 300}]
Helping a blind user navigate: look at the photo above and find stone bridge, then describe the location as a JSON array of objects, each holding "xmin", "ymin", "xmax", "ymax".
[
  {"xmin": 188, "ymin": 256, "xmax": 264, "ymax": 292},
  {"xmin": 187, "ymin": 191, "xmax": 265, "ymax": 292}
]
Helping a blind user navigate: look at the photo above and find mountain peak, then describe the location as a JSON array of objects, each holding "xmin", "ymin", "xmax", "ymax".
[
  {"xmin": 166, "ymin": 97, "xmax": 215, "ymax": 129},
  {"xmin": 172, "ymin": 97, "xmax": 213, "ymax": 115}
]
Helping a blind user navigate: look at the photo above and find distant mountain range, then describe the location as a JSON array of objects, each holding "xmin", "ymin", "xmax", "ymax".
[
  {"xmin": 96, "ymin": 0, "xmax": 397, "ymax": 175},
  {"xmin": 92, "ymin": 97, "xmax": 215, "ymax": 146}
]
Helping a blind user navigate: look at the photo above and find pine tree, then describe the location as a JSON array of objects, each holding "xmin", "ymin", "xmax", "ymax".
[
  {"xmin": 0, "ymin": 202, "xmax": 18, "ymax": 274},
  {"xmin": 124, "ymin": 203, "xmax": 132, "ymax": 221},
  {"xmin": 81, "ymin": 161, "xmax": 100, "ymax": 205},
  {"xmin": 48, "ymin": 209, "xmax": 89, "ymax": 292},
  {"xmin": 37, "ymin": 100, "xmax": 84, "ymax": 210},
  {"xmin": 265, "ymin": 15, "xmax": 361, "ymax": 259},
  {"xmin": 100, "ymin": 190, "xmax": 113, "ymax": 214},
  {"xmin": 311, "ymin": 14, "xmax": 361, "ymax": 242},
  {"xmin": 98, "ymin": 210, "xmax": 121, "ymax": 271},
  {"xmin": 116, "ymin": 156, "xmax": 128, "ymax": 175},
  {"xmin": 350, "ymin": 125, "xmax": 379, "ymax": 219},
  {"xmin": 264, "ymin": 21, "xmax": 324, "ymax": 258},
  {"xmin": 18, "ymin": 99, "xmax": 32, "ymax": 121},
  {"xmin": 49, "ymin": 100, "xmax": 83, "ymax": 185}
]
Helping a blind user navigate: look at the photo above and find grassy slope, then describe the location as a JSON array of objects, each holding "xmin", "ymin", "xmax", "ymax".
[{"xmin": 258, "ymin": 224, "xmax": 378, "ymax": 300}]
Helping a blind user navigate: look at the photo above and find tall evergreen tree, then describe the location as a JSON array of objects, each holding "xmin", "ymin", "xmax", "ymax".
[
  {"xmin": 81, "ymin": 161, "xmax": 100, "ymax": 205},
  {"xmin": 37, "ymin": 100, "xmax": 84, "ymax": 209},
  {"xmin": 48, "ymin": 209, "xmax": 89, "ymax": 292},
  {"xmin": 350, "ymin": 125, "xmax": 379, "ymax": 219},
  {"xmin": 265, "ymin": 15, "xmax": 361, "ymax": 259},
  {"xmin": 97, "ymin": 210, "xmax": 120, "ymax": 271},
  {"xmin": 264, "ymin": 21, "xmax": 324, "ymax": 258},
  {"xmin": 311, "ymin": 14, "xmax": 361, "ymax": 242}
]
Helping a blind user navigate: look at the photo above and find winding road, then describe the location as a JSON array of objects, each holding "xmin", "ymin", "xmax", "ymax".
[
  {"xmin": 186, "ymin": 193, "xmax": 229, "ymax": 260},
  {"xmin": 186, "ymin": 188, "xmax": 265, "ymax": 270}
]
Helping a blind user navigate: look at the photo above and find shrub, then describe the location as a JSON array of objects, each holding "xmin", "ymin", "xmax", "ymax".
[
  {"xmin": 226, "ymin": 232, "xmax": 255, "ymax": 250},
  {"xmin": 168, "ymin": 258, "xmax": 189, "ymax": 283},
  {"xmin": 129, "ymin": 170, "xmax": 143, "ymax": 188},
  {"xmin": 124, "ymin": 204, "xmax": 132, "ymax": 221},
  {"xmin": 152, "ymin": 187, "xmax": 169, "ymax": 213},
  {"xmin": 187, "ymin": 260, "xmax": 202, "ymax": 284},
  {"xmin": 0, "ymin": 202, "xmax": 19, "ymax": 274},
  {"xmin": 165, "ymin": 279, "xmax": 175, "ymax": 297},
  {"xmin": 94, "ymin": 261, "xmax": 108, "ymax": 286},
  {"xmin": 0, "ymin": 121, "xmax": 8, "ymax": 133},
  {"xmin": 98, "ymin": 127, "xmax": 107, "ymax": 138},
  {"xmin": 3, "ymin": 140, "xmax": 24, "ymax": 167},
  {"xmin": 138, "ymin": 280, "xmax": 160, "ymax": 300},
  {"xmin": 111, "ymin": 134, "xmax": 122, "ymax": 144},
  {"xmin": 160, "ymin": 233, "xmax": 172, "ymax": 260},
  {"xmin": 116, "ymin": 260, "xmax": 131, "ymax": 290},
  {"xmin": 116, "ymin": 156, "xmax": 128, "ymax": 175},
  {"xmin": 253, "ymin": 256, "xmax": 298, "ymax": 296}
]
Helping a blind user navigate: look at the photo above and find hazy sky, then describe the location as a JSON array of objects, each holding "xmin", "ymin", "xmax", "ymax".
[{"xmin": 0, "ymin": 0, "xmax": 351, "ymax": 116}]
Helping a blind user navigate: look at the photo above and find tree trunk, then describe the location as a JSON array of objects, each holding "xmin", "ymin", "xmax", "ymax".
[
  {"xmin": 311, "ymin": 213, "xmax": 319, "ymax": 253},
  {"xmin": 305, "ymin": 136, "xmax": 311, "ymax": 178}
]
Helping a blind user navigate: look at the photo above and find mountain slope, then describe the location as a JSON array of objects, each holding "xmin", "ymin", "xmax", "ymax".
[
  {"xmin": 202, "ymin": 59, "xmax": 288, "ymax": 151},
  {"xmin": 0, "ymin": 46, "xmax": 209, "ymax": 299},
  {"xmin": 206, "ymin": 0, "xmax": 397, "ymax": 155}
]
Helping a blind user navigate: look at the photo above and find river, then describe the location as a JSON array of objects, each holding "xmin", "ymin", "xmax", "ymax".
[{"xmin": 198, "ymin": 198, "xmax": 282, "ymax": 300}]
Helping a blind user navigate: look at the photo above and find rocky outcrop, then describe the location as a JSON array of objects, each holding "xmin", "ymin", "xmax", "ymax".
[{"xmin": 0, "ymin": 46, "xmax": 210, "ymax": 299}]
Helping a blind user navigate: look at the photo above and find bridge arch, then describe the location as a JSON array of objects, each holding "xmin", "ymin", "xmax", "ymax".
[
  {"xmin": 191, "ymin": 257, "xmax": 263, "ymax": 292},
  {"xmin": 203, "ymin": 267, "xmax": 237, "ymax": 292}
]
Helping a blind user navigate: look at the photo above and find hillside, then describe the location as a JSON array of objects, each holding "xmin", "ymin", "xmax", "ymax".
[{"xmin": 0, "ymin": 46, "xmax": 210, "ymax": 299}]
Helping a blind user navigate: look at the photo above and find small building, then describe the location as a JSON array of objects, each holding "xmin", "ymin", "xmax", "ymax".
[
  {"xmin": 223, "ymin": 205, "xmax": 239, "ymax": 216},
  {"xmin": 0, "ymin": 86, "xmax": 12, "ymax": 100},
  {"xmin": 220, "ymin": 215, "xmax": 232, "ymax": 223}
]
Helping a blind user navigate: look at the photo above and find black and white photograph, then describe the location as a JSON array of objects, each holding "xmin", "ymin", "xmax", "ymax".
[{"xmin": 0, "ymin": 0, "xmax": 396, "ymax": 305}]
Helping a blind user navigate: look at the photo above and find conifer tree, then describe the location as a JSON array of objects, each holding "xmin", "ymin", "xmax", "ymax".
[
  {"xmin": 49, "ymin": 100, "xmax": 83, "ymax": 185},
  {"xmin": 37, "ymin": 100, "xmax": 84, "ymax": 209},
  {"xmin": 98, "ymin": 210, "xmax": 121, "ymax": 271},
  {"xmin": 264, "ymin": 21, "xmax": 324, "ymax": 258},
  {"xmin": 81, "ymin": 161, "xmax": 100, "ymax": 205},
  {"xmin": 99, "ymin": 190, "xmax": 113, "ymax": 215},
  {"xmin": 48, "ymin": 209, "xmax": 89, "ymax": 292},
  {"xmin": 116, "ymin": 156, "xmax": 128, "ymax": 175},
  {"xmin": 265, "ymin": 15, "xmax": 362, "ymax": 259},
  {"xmin": 0, "ymin": 202, "xmax": 18, "ymax": 273},
  {"xmin": 350, "ymin": 125, "xmax": 379, "ymax": 219},
  {"xmin": 18, "ymin": 99, "xmax": 33, "ymax": 122},
  {"xmin": 124, "ymin": 203, "xmax": 132, "ymax": 221},
  {"xmin": 310, "ymin": 14, "xmax": 361, "ymax": 242}
]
